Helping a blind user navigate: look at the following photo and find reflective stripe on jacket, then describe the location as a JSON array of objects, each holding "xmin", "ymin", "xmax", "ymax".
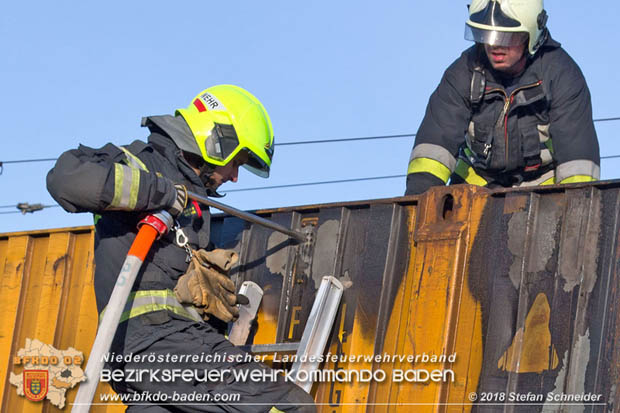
[{"xmin": 47, "ymin": 116, "xmax": 213, "ymax": 354}]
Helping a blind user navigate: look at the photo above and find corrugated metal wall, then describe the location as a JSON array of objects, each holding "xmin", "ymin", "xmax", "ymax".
[
  {"xmin": 213, "ymin": 183, "xmax": 619, "ymax": 412},
  {"xmin": 1, "ymin": 182, "xmax": 618, "ymax": 412},
  {"xmin": 0, "ymin": 227, "xmax": 123, "ymax": 413},
  {"xmin": 212, "ymin": 185, "xmax": 489, "ymax": 411}
]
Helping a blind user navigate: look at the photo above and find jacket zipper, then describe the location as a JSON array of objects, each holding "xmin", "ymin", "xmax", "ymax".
[{"xmin": 485, "ymin": 81, "xmax": 543, "ymax": 164}]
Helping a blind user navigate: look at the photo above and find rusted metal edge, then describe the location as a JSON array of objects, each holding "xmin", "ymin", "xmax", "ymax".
[{"xmin": 0, "ymin": 225, "xmax": 93, "ymax": 238}]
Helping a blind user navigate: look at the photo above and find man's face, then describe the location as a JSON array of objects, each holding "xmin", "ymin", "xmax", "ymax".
[
  {"xmin": 484, "ymin": 42, "xmax": 527, "ymax": 76},
  {"xmin": 208, "ymin": 150, "xmax": 249, "ymax": 189}
]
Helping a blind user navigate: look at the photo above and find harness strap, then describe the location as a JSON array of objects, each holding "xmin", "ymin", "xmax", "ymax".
[{"xmin": 470, "ymin": 65, "xmax": 486, "ymax": 107}]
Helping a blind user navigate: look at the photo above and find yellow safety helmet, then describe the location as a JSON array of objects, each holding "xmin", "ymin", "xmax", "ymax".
[
  {"xmin": 465, "ymin": 0, "xmax": 548, "ymax": 55},
  {"xmin": 175, "ymin": 85, "xmax": 274, "ymax": 178}
]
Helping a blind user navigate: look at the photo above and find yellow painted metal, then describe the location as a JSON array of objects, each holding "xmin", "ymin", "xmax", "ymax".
[
  {"xmin": 0, "ymin": 227, "xmax": 124, "ymax": 413},
  {"xmin": 310, "ymin": 186, "xmax": 488, "ymax": 412},
  {"xmin": 497, "ymin": 293, "xmax": 559, "ymax": 373},
  {"xmin": 252, "ymin": 283, "xmax": 282, "ymax": 355},
  {"xmin": 7, "ymin": 183, "xmax": 613, "ymax": 411},
  {"xmin": 0, "ymin": 234, "xmax": 30, "ymax": 412},
  {"xmin": 380, "ymin": 186, "xmax": 486, "ymax": 412},
  {"xmin": 369, "ymin": 207, "xmax": 417, "ymax": 413}
]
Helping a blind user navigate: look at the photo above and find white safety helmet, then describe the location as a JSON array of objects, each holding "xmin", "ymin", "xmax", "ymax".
[{"xmin": 465, "ymin": 0, "xmax": 548, "ymax": 55}]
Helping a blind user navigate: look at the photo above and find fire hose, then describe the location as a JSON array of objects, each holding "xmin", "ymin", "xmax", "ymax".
[{"xmin": 72, "ymin": 198, "xmax": 305, "ymax": 412}]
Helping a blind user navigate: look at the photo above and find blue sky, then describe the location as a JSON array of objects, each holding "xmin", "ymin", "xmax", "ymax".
[{"xmin": 1, "ymin": 1, "xmax": 619, "ymax": 233}]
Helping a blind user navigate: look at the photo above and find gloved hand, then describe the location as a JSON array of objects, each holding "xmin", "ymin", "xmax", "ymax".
[
  {"xmin": 168, "ymin": 184, "xmax": 188, "ymax": 217},
  {"xmin": 174, "ymin": 249, "xmax": 244, "ymax": 322}
]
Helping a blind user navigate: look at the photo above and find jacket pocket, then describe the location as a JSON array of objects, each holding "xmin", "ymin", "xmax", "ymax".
[
  {"xmin": 518, "ymin": 119, "xmax": 545, "ymax": 171},
  {"xmin": 466, "ymin": 116, "xmax": 495, "ymax": 168}
]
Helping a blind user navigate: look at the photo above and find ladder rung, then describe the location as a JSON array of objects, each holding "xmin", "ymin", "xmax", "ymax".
[{"xmin": 238, "ymin": 276, "xmax": 343, "ymax": 394}]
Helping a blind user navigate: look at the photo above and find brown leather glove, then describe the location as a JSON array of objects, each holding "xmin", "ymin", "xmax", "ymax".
[{"xmin": 174, "ymin": 249, "xmax": 241, "ymax": 322}]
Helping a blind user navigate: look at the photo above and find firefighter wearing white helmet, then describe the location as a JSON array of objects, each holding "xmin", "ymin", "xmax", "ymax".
[
  {"xmin": 465, "ymin": 0, "xmax": 547, "ymax": 55},
  {"xmin": 406, "ymin": 0, "xmax": 600, "ymax": 194},
  {"xmin": 48, "ymin": 86, "xmax": 316, "ymax": 412}
]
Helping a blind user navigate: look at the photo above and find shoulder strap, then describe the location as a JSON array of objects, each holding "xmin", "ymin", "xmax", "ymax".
[{"xmin": 470, "ymin": 65, "xmax": 486, "ymax": 107}]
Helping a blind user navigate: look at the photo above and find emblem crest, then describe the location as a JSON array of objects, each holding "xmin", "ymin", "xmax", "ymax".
[{"xmin": 23, "ymin": 370, "xmax": 48, "ymax": 402}]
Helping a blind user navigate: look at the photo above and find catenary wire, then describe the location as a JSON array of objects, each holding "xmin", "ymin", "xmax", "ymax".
[
  {"xmin": 1, "ymin": 155, "xmax": 620, "ymax": 207},
  {"xmin": 2, "ymin": 154, "xmax": 620, "ymax": 209},
  {"xmin": 1, "ymin": 116, "xmax": 619, "ymax": 165},
  {"xmin": 4, "ymin": 151, "xmax": 620, "ymax": 213},
  {"xmin": 223, "ymin": 174, "xmax": 406, "ymax": 193},
  {"xmin": 2, "ymin": 116, "xmax": 620, "ymax": 212}
]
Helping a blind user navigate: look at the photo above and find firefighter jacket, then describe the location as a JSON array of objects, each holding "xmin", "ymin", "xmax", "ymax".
[
  {"xmin": 406, "ymin": 34, "xmax": 600, "ymax": 195},
  {"xmin": 47, "ymin": 115, "xmax": 213, "ymax": 355}
]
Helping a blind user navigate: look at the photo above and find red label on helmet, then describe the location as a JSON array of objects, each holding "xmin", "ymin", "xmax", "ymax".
[{"xmin": 193, "ymin": 98, "xmax": 207, "ymax": 112}]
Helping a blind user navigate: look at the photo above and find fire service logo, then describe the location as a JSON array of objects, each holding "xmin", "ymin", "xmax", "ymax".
[
  {"xmin": 9, "ymin": 338, "xmax": 85, "ymax": 409},
  {"xmin": 23, "ymin": 370, "xmax": 49, "ymax": 402}
]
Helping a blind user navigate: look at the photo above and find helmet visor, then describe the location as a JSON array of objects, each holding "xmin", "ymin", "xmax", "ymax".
[
  {"xmin": 465, "ymin": 25, "xmax": 528, "ymax": 47},
  {"xmin": 204, "ymin": 123, "xmax": 240, "ymax": 162},
  {"xmin": 242, "ymin": 145, "xmax": 273, "ymax": 178}
]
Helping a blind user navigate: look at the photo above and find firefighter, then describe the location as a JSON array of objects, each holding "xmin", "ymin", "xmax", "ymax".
[
  {"xmin": 406, "ymin": 0, "xmax": 600, "ymax": 195},
  {"xmin": 47, "ymin": 85, "xmax": 315, "ymax": 412}
]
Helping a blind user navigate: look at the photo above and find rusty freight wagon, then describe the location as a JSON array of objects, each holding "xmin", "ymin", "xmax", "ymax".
[{"xmin": 1, "ymin": 182, "xmax": 618, "ymax": 412}]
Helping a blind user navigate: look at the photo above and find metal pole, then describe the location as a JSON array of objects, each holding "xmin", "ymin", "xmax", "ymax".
[
  {"xmin": 187, "ymin": 191, "xmax": 306, "ymax": 242},
  {"xmin": 72, "ymin": 212, "xmax": 173, "ymax": 412}
]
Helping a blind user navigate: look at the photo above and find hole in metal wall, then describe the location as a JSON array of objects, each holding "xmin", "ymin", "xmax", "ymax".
[{"xmin": 442, "ymin": 194, "xmax": 454, "ymax": 220}]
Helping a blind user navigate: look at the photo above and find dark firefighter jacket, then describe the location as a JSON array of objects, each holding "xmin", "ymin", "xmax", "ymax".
[
  {"xmin": 47, "ymin": 115, "xmax": 212, "ymax": 355},
  {"xmin": 406, "ymin": 33, "xmax": 600, "ymax": 195}
]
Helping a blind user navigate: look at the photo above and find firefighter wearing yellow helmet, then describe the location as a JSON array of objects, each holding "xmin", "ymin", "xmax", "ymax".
[
  {"xmin": 48, "ymin": 86, "xmax": 316, "ymax": 412},
  {"xmin": 406, "ymin": 0, "xmax": 600, "ymax": 194},
  {"xmin": 175, "ymin": 85, "xmax": 274, "ymax": 179}
]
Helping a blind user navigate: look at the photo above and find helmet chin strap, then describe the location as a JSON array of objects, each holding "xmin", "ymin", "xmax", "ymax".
[
  {"xmin": 180, "ymin": 150, "xmax": 227, "ymax": 198},
  {"xmin": 530, "ymin": 27, "xmax": 548, "ymax": 57},
  {"xmin": 198, "ymin": 162, "xmax": 227, "ymax": 198}
]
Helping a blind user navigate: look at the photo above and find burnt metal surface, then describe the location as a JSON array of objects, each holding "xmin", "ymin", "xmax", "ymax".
[
  {"xmin": 468, "ymin": 185, "xmax": 618, "ymax": 413},
  {"xmin": 1, "ymin": 181, "xmax": 619, "ymax": 412},
  {"xmin": 210, "ymin": 183, "xmax": 619, "ymax": 412}
]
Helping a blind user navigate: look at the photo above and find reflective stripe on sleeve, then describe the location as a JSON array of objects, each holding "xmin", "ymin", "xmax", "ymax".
[
  {"xmin": 407, "ymin": 158, "xmax": 452, "ymax": 183},
  {"xmin": 556, "ymin": 160, "xmax": 600, "ymax": 183},
  {"xmin": 559, "ymin": 175, "xmax": 597, "ymax": 184},
  {"xmin": 99, "ymin": 289, "xmax": 203, "ymax": 324},
  {"xmin": 453, "ymin": 159, "xmax": 488, "ymax": 186},
  {"xmin": 129, "ymin": 167, "xmax": 140, "ymax": 209},
  {"xmin": 410, "ymin": 143, "xmax": 457, "ymax": 172},
  {"xmin": 118, "ymin": 146, "xmax": 149, "ymax": 172},
  {"xmin": 108, "ymin": 164, "xmax": 141, "ymax": 210},
  {"xmin": 540, "ymin": 176, "xmax": 556, "ymax": 186},
  {"xmin": 518, "ymin": 169, "xmax": 555, "ymax": 187}
]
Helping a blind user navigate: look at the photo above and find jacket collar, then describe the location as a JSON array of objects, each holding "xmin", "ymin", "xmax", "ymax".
[
  {"xmin": 469, "ymin": 31, "xmax": 561, "ymax": 90},
  {"xmin": 142, "ymin": 115, "xmax": 207, "ymax": 193}
]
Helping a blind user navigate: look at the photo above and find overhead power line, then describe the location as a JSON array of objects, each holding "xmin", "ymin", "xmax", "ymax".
[
  {"xmin": 1, "ymin": 116, "xmax": 619, "ymax": 166},
  {"xmin": 0, "ymin": 158, "xmax": 58, "ymax": 164},
  {"xmin": 223, "ymin": 174, "xmax": 407, "ymax": 193},
  {"xmin": 595, "ymin": 117, "xmax": 620, "ymax": 123},
  {"xmin": 276, "ymin": 133, "xmax": 414, "ymax": 146},
  {"xmin": 3, "ymin": 156, "xmax": 620, "ymax": 216}
]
